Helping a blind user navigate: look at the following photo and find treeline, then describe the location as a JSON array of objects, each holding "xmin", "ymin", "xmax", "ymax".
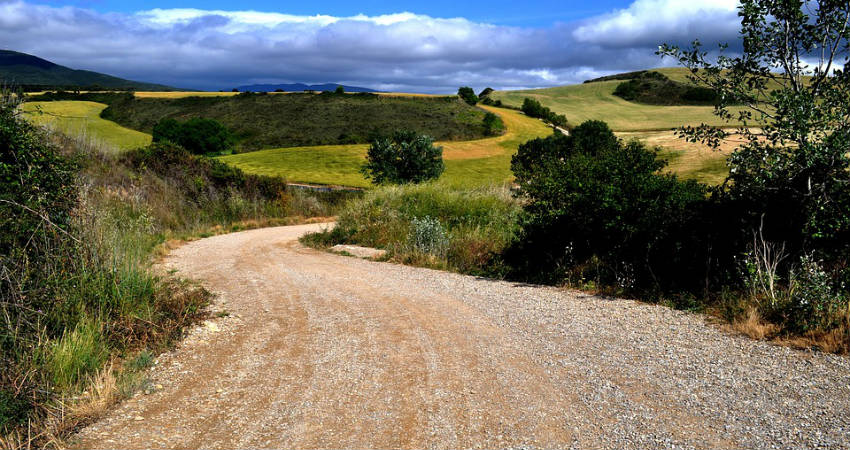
[{"xmin": 521, "ymin": 98, "xmax": 568, "ymax": 128}]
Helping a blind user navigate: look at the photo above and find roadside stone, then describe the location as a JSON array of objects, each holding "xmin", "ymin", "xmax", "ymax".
[{"xmin": 330, "ymin": 244, "xmax": 387, "ymax": 260}]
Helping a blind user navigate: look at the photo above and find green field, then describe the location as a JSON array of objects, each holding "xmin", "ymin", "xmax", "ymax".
[
  {"xmin": 219, "ymin": 105, "xmax": 553, "ymax": 188},
  {"xmin": 22, "ymin": 101, "xmax": 151, "ymax": 151}
]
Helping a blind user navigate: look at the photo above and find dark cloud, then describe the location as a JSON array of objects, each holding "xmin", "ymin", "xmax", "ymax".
[{"xmin": 0, "ymin": 0, "xmax": 743, "ymax": 92}]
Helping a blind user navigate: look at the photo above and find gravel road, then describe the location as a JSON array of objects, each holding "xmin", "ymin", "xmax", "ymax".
[{"xmin": 73, "ymin": 223, "xmax": 850, "ymax": 449}]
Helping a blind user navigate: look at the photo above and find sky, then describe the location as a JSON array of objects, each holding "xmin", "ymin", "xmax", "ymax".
[{"xmin": 1, "ymin": 0, "xmax": 743, "ymax": 92}]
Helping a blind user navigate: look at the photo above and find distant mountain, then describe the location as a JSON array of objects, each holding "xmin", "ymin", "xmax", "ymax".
[
  {"xmin": 0, "ymin": 49, "xmax": 177, "ymax": 91},
  {"xmin": 236, "ymin": 83, "xmax": 378, "ymax": 93}
]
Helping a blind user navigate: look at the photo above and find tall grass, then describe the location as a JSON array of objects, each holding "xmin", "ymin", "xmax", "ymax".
[
  {"xmin": 303, "ymin": 182, "xmax": 520, "ymax": 276},
  {"xmin": 1, "ymin": 104, "xmax": 355, "ymax": 447}
]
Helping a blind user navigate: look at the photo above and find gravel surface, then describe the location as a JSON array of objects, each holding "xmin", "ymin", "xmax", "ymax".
[{"xmin": 72, "ymin": 224, "xmax": 850, "ymax": 449}]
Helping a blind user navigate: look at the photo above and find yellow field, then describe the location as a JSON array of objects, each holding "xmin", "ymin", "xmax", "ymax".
[
  {"xmin": 219, "ymin": 105, "xmax": 554, "ymax": 188},
  {"xmin": 22, "ymin": 101, "xmax": 151, "ymax": 152}
]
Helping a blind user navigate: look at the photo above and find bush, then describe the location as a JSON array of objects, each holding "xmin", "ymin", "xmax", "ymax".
[
  {"xmin": 152, "ymin": 117, "xmax": 236, "ymax": 155},
  {"xmin": 482, "ymin": 112, "xmax": 504, "ymax": 136},
  {"xmin": 361, "ymin": 130, "xmax": 444, "ymax": 185},
  {"xmin": 408, "ymin": 216, "xmax": 449, "ymax": 257},
  {"xmin": 507, "ymin": 120, "xmax": 713, "ymax": 294},
  {"xmin": 478, "ymin": 87, "xmax": 494, "ymax": 98},
  {"xmin": 457, "ymin": 86, "xmax": 479, "ymax": 105}
]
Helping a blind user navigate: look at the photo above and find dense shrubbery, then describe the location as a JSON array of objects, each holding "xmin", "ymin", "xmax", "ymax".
[
  {"xmin": 506, "ymin": 121, "xmax": 722, "ymax": 296},
  {"xmin": 521, "ymin": 98, "xmax": 567, "ymax": 128},
  {"xmin": 361, "ymin": 131, "xmax": 445, "ymax": 185},
  {"xmin": 152, "ymin": 118, "xmax": 236, "ymax": 155},
  {"xmin": 611, "ymin": 71, "xmax": 720, "ymax": 105}
]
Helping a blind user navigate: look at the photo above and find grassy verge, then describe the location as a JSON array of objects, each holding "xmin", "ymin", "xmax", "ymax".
[
  {"xmin": 1, "ymin": 114, "xmax": 353, "ymax": 447},
  {"xmin": 302, "ymin": 183, "xmax": 520, "ymax": 276}
]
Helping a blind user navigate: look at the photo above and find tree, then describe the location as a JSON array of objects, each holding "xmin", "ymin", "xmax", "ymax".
[
  {"xmin": 478, "ymin": 87, "xmax": 494, "ymax": 98},
  {"xmin": 361, "ymin": 130, "xmax": 444, "ymax": 184},
  {"xmin": 335, "ymin": 85, "xmax": 345, "ymax": 95},
  {"xmin": 658, "ymin": 0, "xmax": 850, "ymax": 262},
  {"xmin": 152, "ymin": 118, "xmax": 236, "ymax": 155},
  {"xmin": 457, "ymin": 86, "xmax": 479, "ymax": 105},
  {"xmin": 522, "ymin": 98, "xmax": 568, "ymax": 128}
]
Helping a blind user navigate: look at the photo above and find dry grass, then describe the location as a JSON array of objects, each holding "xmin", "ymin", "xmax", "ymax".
[{"xmin": 729, "ymin": 307, "xmax": 781, "ymax": 341}]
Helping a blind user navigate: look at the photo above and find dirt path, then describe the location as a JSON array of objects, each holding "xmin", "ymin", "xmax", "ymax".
[{"xmin": 73, "ymin": 224, "xmax": 850, "ymax": 449}]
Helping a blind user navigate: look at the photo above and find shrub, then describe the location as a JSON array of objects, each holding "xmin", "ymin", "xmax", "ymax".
[
  {"xmin": 478, "ymin": 87, "xmax": 494, "ymax": 98},
  {"xmin": 507, "ymin": 120, "xmax": 712, "ymax": 294},
  {"xmin": 482, "ymin": 112, "xmax": 504, "ymax": 136},
  {"xmin": 408, "ymin": 216, "xmax": 449, "ymax": 257},
  {"xmin": 361, "ymin": 130, "xmax": 444, "ymax": 185},
  {"xmin": 457, "ymin": 86, "xmax": 479, "ymax": 105},
  {"xmin": 152, "ymin": 117, "xmax": 236, "ymax": 155}
]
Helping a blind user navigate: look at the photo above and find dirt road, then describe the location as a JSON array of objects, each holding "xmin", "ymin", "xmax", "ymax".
[{"xmin": 74, "ymin": 224, "xmax": 850, "ymax": 449}]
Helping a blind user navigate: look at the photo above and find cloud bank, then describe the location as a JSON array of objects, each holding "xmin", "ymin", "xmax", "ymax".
[{"xmin": 0, "ymin": 0, "xmax": 743, "ymax": 92}]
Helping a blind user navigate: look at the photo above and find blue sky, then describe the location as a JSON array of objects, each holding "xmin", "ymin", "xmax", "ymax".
[
  {"xmin": 2, "ymin": 0, "xmax": 742, "ymax": 92},
  {"xmin": 42, "ymin": 0, "xmax": 630, "ymax": 26}
]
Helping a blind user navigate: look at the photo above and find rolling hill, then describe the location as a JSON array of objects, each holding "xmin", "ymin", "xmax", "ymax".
[
  {"xmin": 236, "ymin": 83, "xmax": 377, "ymax": 93},
  {"xmin": 0, "ymin": 49, "xmax": 176, "ymax": 91}
]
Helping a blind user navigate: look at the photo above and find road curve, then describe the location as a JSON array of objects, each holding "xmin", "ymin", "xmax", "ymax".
[{"xmin": 74, "ymin": 224, "xmax": 850, "ymax": 449}]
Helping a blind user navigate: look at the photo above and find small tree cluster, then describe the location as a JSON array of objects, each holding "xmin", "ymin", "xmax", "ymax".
[
  {"xmin": 521, "ymin": 98, "xmax": 567, "ymax": 128},
  {"xmin": 152, "ymin": 118, "xmax": 236, "ymax": 155},
  {"xmin": 361, "ymin": 130, "xmax": 445, "ymax": 185},
  {"xmin": 457, "ymin": 87, "xmax": 479, "ymax": 105},
  {"xmin": 481, "ymin": 112, "xmax": 504, "ymax": 136}
]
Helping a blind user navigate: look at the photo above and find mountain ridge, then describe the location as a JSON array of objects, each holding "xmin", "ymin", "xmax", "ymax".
[{"xmin": 0, "ymin": 49, "xmax": 177, "ymax": 91}]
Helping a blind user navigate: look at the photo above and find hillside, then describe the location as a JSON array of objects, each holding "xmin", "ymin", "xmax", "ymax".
[
  {"xmin": 93, "ymin": 92, "xmax": 494, "ymax": 151},
  {"xmin": 0, "ymin": 49, "xmax": 176, "ymax": 91},
  {"xmin": 236, "ymin": 83, "xmax": 377, "ymax": 93},
  {"xmin": 490, "ymin": 68, "xmax": 749, "ymax": 131},
  {"xmin": 28, "ymin": 91, "xmax": 498, "ymax": 151}
]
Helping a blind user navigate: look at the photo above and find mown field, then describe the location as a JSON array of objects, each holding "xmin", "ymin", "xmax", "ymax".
[
  {"xmin": 490, "ymin": 68, "xmax": 748, "ymax": 132},
  {"xmin": 21, "ymin": 101, "xmax": 151, "ymax": 152},
  {"xmin": 219, "ymin": 105, "xmax": 553, "ymax": 188}
]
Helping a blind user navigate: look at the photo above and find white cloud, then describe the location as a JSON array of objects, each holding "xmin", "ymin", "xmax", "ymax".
[
  {"xmin": 574, "ymin": 0, "xmax": 739, "ymax": 47},
  {"xmin": 0, "ymin": 0, "xmax": 744, "ymax": 92}
]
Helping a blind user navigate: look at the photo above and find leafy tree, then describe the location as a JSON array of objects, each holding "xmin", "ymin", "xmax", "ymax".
[
  {"xmin": 457, "ymin": 86, "xmax": 479, "ymax": 105},
  {"xmin": 335, "ymin": 85, "xmax": 345, "ymax": 95},
  {"xmin": 478, "ymin": 87, "xmax": 494, "ymax": 98},
  {"xmin": 659, "ymin": 0, "xmax": 850, "ymax": 263},
  {"xmin": 361, "ymin": 130, "xmax": 444, "ymax": 184},
  {"xmin": 152, "ymin": 118, "xmax": 236, "ymax": 155}
]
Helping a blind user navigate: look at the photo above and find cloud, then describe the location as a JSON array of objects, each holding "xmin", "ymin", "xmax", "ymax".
[
  {"xmin": 0, "ymin": 0, "xmax": 744, "ymax": 92},
  {"xmin": 573, "ymin": 0, "xmax": 740, "ymax": 48}
]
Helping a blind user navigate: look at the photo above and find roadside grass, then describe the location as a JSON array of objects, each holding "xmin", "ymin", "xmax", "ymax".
[
  {"xmin": 1, "ymin": 122, "xmax": 355, "ymax": 447},
  {"xmin": 302, "ymin": 182, "xmax": 520, "ymax": 276},
  {"xmin": 220, "ymin": 105, "xmax": 554, "ymax": 188},
  {"xmin": 21, "ymin": 101, "xmax": 151, "ymax": 151}
]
